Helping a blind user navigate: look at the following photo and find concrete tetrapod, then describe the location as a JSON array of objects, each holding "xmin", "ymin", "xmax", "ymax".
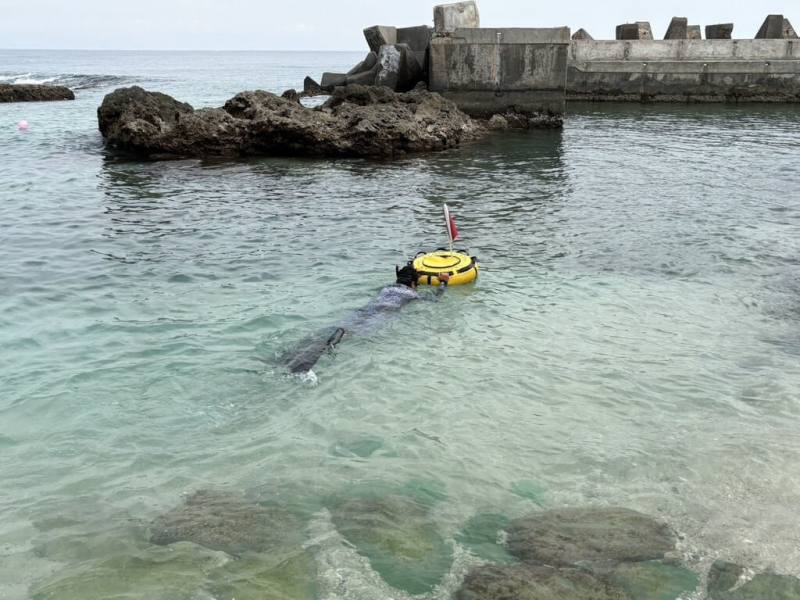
[
  {"xmin": 664, "ymin": 17, "xmax": 689, "ymax": 40},
  {"xmin": 363, "ymin": 25, "xmax": 397, "ymax": 53},
  {"xmin": 706, "ymin": 23, "xmax": 734, "ymax": 39}
]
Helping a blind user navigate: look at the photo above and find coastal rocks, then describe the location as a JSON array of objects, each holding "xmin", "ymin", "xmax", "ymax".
[
  {"xmin": 486, "ymin": 110, "xmax": 562, "ymax": 130},
  {"xmin": 707, "ymin": 561, "xmax": 800, "ymax": 600},
  {"xmin": 706, "ymin": 23, "xmax": 734, "ymax": 39},
  {"xmin": 329, "ymin": 492, "xmax": 453, "ymax": 594},
  {"xmin": 434, "ymin": 1, "xmax": 480, "ymax": 34},
  {"xmin": 0, "ymin": 83, "xmax": 75, "ymax": 103},
  {"xmin": 664, "ymin": 17, "xmax": 689, "ymax": 40},
  {"xmin": 456, "ymin": 564, "xmax": 629, "ymax": 600},
  {"xmin": 487, "ymin": 114, "xmax": 509, "ymax": 130},
  {"xmin": 505, "ymin": 507, "xmax": 676, "ymax": 567},
  {"xmin": 97, "ymin": 84, "xmax": 483, "ymax": 160},
  {"xmin": 148, "ymin": 489, "xmax": 303, "ymax": 555}
]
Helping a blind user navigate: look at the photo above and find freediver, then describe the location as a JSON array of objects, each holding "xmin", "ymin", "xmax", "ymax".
[{"xmin": 281, "ymin": 264, "xmax": 450, "ymax": 375}]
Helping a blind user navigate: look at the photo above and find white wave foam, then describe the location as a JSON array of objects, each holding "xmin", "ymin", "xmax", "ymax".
[
  {"xmin": 11, "ymin": 76, "xmax": 58, "ymax": 85},
  {"xmin": 0, "ymin": 72, "xmax": 134, "ymax": 89}
]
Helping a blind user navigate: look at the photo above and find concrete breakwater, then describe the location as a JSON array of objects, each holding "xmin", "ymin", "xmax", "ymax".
[
  {"xmin": 309, "ymin": 4, "xmax": 800, "ymax": 114},
  {"xmin": 568, "ymin": 39, "xmax": 800, "ymax": 102},
  {"xmin": 305, "ymin": 1, "xmax": 570, "ymax": 123}
]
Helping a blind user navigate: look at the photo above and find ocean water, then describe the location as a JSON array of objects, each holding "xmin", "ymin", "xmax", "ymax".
[{"xmin": 1, "ymin": 50, "xmax": 800, "ymax": 599}]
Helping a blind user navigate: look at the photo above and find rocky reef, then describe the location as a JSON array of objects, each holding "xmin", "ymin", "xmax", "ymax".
[
  {"xmin": 0, "ymin": 83, "xmax": 75, "ymax": 103},
  {"xmin": 97, "ymin": 84, "xmax": 484, "ymax": 160},
  {"xmin": 148, "ymin": 489, "xmax": 303, "ymax": 555},
  {"xmin": 456, "ymin": 506, "xmax": 696, "ymax": 600}
]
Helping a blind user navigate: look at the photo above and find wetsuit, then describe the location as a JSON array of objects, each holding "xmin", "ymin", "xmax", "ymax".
[{"xmin": 282, "ymin": 281, "xmax": 447, "ymax": 374}]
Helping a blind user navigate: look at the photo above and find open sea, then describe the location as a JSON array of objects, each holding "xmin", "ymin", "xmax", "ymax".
[{"xmin": 1, "ymin": 50, "xmax": 799, "ymax": 599}]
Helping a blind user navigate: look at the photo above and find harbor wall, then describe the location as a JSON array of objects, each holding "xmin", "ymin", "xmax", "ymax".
[
  {"xmin": 429, "ymin": 27, "xmax": 571, "ymax": 116},
  {"xmin": 567, "ymin": 39, "xmax": 800, "ymax": 102}
]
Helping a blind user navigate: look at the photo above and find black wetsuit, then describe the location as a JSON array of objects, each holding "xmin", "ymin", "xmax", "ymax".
[{"xmin": 282, "ymin": 281, "xmax": 447, "ymax": 374}]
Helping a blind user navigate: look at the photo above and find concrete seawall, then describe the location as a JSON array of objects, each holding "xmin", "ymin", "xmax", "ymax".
[
  {"xmin": 568, "ymin": 39, "xmax": 800, "ymax": 102},
  {"xmin": 430, "ymin": 27, "xmax": 570, "ymax": 116}
]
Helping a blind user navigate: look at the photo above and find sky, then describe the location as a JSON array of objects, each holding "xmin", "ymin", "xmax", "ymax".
[{"xmin": 0, "ymin": 1, "xmax": 797, "ymax": 51}]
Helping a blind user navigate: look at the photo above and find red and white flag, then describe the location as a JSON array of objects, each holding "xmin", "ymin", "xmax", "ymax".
[{"xmin": 443, "ymin": 203, "xmax": 460, "ymax": 243}]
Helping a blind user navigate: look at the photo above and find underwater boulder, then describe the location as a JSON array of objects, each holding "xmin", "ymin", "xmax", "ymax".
[
  {"xmin": 206, "ymin": 549, "xmax": 316, "ymax": 600},
  {"xmin": 506, "ymin": 507, "xmax": 676, "ymax": 567},
  {"xmin": 707, "ymin": 560, "xmax": 800, "ymax": 599},
  {"xmin": 329, "ymin": 492, "xmax": 453, "ymax": 594},
  {"xmin": 149, "ymin": 489, "xmax": 303, "ymax": 556},
  {"xmin": 455, "ymin": 513, "xmax": 516, "ymax": 564},
  {"xmin": 610, "ymin": 560, "xmax": 699, "ymax": 600},
  {"xmin": 31, "ymin": 542, "xmax": 229, "ymax": 600},
  {"xmin": 456, "ymin": 564, "xmax": 629, "ymax": 600}
]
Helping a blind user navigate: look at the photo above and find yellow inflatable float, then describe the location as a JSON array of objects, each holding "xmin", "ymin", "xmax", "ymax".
[{"xmin": 413, "ymin": 249, "xmax": 478, "ymax": 286}]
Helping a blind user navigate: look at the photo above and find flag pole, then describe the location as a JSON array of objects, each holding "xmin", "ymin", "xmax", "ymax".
[{"xmin": 444, "ymin": 203, "xmax": 453, "ymax": 252}]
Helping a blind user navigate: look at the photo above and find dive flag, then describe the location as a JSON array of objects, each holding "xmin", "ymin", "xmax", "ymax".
[{"xmin": 443, "ymin": 203, "xmax": 460, "ymax": 242}]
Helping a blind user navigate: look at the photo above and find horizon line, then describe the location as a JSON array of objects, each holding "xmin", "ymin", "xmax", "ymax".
[{"xmin": 0, "ymin": 47, "xmax": 365, "ymax": 53}]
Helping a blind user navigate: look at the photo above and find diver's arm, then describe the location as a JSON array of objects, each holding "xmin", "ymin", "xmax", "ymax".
[{"xmin": 420, "ymin": 273, "xmax": 449, "ymax": 301}]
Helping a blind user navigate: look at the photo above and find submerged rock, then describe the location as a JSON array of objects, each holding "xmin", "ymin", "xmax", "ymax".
[
  {"xmin": 329, "ymin": 492, "xmax": 453, "ymax": 594},
  {"xmin": 707, "ymin": 560, "xmax": 800, "ymax": 599},
  {"xmin": 98, "ymin": 84, "xmax": 483, "ymax": 160},
  {"xmin": 0, "ymin": 83, "xmax": 75, "ymax": 103},
  {"xmin": 206, "ymin": 549, "xmax": 316, "ymax": 600},
  {"xmin": 455, "ymin": 513, "xmax": 516, "ymax": 564},
  {"xmin": 456, "ymin": 564, "xmax": 629, "ymax": 600},
  {"xmin": 31, "ymin": 542, "xmax": 229, "ymax": 600},
  {"xmin": 506, "ymin": 507, "xmax": 676, "ymax": 567},
  {"xmin": 149, "ymin": 489, "xmax": 303, "ymax": 555},
  {"xmin": 610, "ymin": 560, "xmax": 699, "ymax": 600}
]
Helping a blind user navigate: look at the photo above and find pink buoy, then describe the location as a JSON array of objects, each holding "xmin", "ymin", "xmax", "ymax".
[{"xmin": 18, "ymin": 120, "xmax": 29, "ymax": 131}]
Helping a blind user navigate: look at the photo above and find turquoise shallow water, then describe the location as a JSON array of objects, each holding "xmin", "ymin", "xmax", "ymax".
[{"xmin": 1, "ymin": 50, "xmax": 800, "ymax": 598}]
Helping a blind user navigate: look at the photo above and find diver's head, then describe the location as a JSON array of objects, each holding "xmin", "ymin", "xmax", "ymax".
[{"xmin": 395, "ymin": 263, "xmax": 418, "ymax": 288}]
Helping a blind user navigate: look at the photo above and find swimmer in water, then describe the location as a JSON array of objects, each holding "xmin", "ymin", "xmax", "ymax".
[{"xmin": 281, "ymin": 264, "xmax": 450, "ymax": 374}]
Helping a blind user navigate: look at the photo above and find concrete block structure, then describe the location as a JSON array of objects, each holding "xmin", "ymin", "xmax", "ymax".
[
  {"xmin": 429, "ymin": 27, "xmax": 571, "ymax": 116},
  {"xmin": 616, "ymin": 23, "xmax": 653, "ymax": 40},
  {"xmin": 364, "ymin": 26, "xmax": 397, "ymax": 53},
  {"xmin": 706, "ymin": 24, "xmax": 734, "ymax": 40},
  {"xmin": 664, "ymin": 17, "xmax": 689, "ymax": 40},
  {"xmin": 567, "ymin": 39, "xmax": 800, "ymax": 102},
  {"xmin": 434, "ymin": 1, "xmax": 480, "ymax": 34},
  {"xmin": 756, "ymin": 15, "xmax": 785, "ymax": 39},
  {"xmin": 687, "ymin": 25, "xmax": 702, "ymax": 40},
  {"xmin": 572, "ymin": 29, "xmax": 593, "ymax": 41}
]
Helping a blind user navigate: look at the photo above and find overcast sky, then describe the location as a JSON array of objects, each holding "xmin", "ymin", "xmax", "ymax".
[{"xmin": 0, "ymin": 1, "xmax": 796, "ymax": 50}]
